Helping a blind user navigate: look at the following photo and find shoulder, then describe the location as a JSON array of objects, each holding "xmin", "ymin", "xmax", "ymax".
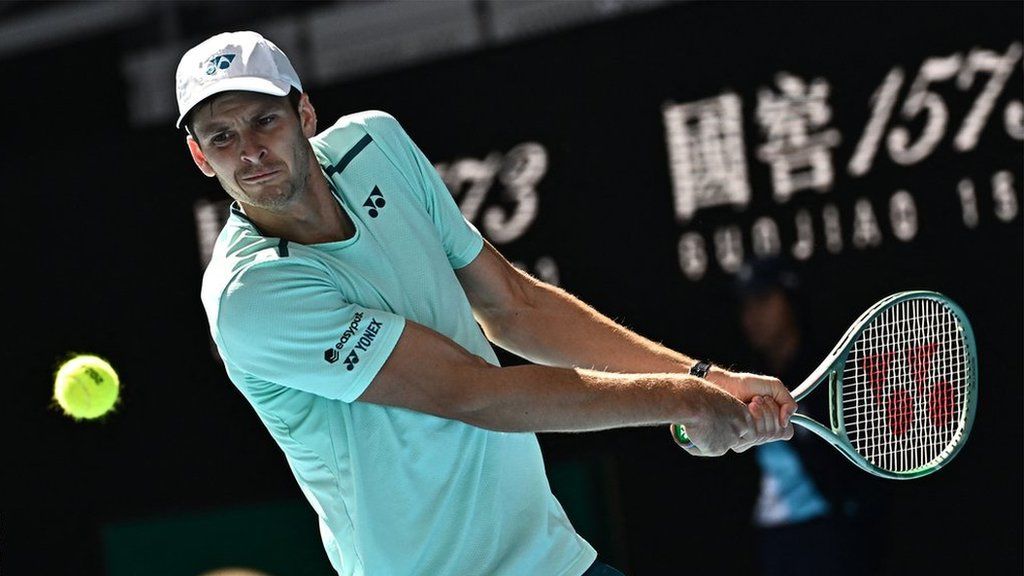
[
  {"xmin": 312, "ymin": 110, "xmax": 406, "ymax": 148},
  {"xmin": 334, "ymin": 109, "xmax": 400, "ymax": 130},
  {"xmin": 311, "ymin": 108, "xmax": 411, "ymax": 154},
  {"xmin": 201, "ymin": 221, "xmax": 327, "ymax": 310}
]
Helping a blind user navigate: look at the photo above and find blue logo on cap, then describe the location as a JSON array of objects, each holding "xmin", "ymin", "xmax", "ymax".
[{"xmin": 205, "ymin": 54, "xmax": 236, "ymax": 75}]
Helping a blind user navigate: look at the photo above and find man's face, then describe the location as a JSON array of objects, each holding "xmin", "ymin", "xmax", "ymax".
[{"xmin": 187, "ymin": 91, "xmax": 315, "ymax": 211}]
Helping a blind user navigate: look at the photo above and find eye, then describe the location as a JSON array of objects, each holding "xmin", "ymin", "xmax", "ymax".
[
  {"xmin": 257, "ymin": 114, "xmax": 277, "ymax": 127},
  {"xmin": 210, "ymin": 132, "xmax": 232, "ymax": 146}
]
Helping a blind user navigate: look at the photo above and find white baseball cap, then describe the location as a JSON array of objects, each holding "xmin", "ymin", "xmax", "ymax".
[{"xmin": 175, "ymin": 31, "xmax": 303, "ymax": 129}]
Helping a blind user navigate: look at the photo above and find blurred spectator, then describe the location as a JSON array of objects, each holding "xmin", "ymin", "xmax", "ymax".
[{"xmin": 735, "ymin": 258, "xmax": 892, "ymax": 576}]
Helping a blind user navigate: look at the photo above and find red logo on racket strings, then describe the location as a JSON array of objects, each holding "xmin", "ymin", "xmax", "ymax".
[
  {"xmin": 886, "ymin": 389, "xmax": 914, "ymax": 437},
  {"xmin": 908, "ymin": 342, "xmax": 955, "ymax": 429},
  {"xmin": 859, "ymin": 352, "xmax": 893, "ymax": 405},
  {"xmin": 860, "ymin": 342, "xmax": 954, "ymax": 435},
  {"xmin": 929, "ymin": 380, "xmax": 955, "ymax": 428},
  {"xmin": 907, "ymin": 343, "xmax": 937, "ymax": 396}
]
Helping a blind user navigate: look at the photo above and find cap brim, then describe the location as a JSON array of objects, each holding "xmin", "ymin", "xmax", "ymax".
[{"xmin": 176, "ymin": 76, "xmax": 292, "ymax": 129}]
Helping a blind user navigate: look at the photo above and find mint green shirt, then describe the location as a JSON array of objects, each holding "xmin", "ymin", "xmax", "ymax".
[{"xmin": 200, "ymin": 110, "xmax": 596, "ymax": 576}]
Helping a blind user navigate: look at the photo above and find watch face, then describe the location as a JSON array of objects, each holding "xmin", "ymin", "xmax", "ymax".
[{"xmin": 690, "ymin": 361, "xmax": 711, "ymax": 378}]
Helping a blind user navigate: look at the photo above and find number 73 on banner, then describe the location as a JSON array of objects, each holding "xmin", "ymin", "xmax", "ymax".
[{"xmin": 848, "ymin": 42, "xmax": 1023, "ymax": 176}]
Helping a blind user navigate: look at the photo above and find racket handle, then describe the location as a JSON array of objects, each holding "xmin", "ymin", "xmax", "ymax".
[{"xmin": 671, "ymin": 424, "xmax": 694, "ymax": 449}]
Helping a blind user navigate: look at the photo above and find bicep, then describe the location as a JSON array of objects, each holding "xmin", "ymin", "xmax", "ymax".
[
  {"xmin": 356, "ymin": 319, "xmax": 494, "ymax": 420},
  {"xmin": 455, "ymin": 240, "xmax": 535, "ymax": 333}
]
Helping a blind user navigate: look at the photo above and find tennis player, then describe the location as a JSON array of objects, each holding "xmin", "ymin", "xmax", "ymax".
[{"xmin": 178, "ymin": 31, "xmax": 796, "ymax": 576}]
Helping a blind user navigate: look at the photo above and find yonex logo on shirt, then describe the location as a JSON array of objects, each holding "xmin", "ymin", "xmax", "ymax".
[
  {"xmin": 363, "ymin": 186, "xmax": 386, "ymax": 218},
  {"xmin": 205, "ymin": 53, "xmax": 236, "ymax": 75},
  {"xmin": 343, "ymin": 350, "xmax": 360, "ymax": 371},
  {"xmin": 354, "ymin": 319, "xmax": 383, "ymax": 353},
  {"xmin": 343, "ymin": 320, "xmax": 383, "ymax": 371},
  {"xmin": 324, "ymin": 315, "xmax": 384, "ymax": 369}
]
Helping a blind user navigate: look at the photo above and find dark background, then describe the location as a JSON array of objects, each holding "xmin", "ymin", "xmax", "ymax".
[{"xmin": 4, "ymin": 1, "xmax": 1021, "ymax": 575}]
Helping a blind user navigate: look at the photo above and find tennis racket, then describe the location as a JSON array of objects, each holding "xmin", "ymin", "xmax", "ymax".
[{"xmin": 672, "ymin": 290, "xmax": 978, "ymax": 479}]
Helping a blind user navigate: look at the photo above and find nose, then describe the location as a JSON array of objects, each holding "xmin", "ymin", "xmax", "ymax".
[{"xmin": 239, "ymin": 132, "xmax": 267, "ymax": 164}]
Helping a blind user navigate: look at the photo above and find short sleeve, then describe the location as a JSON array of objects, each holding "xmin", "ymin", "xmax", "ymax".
[
  {"xmin": 367, "ymin": 112, "xmax": 484, "ymax": 269},
  {"xmin": 216, "ymin": 260, "xmax": 406, "ymax": 402}
]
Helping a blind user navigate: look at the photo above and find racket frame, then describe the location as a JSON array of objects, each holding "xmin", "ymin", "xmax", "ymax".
[{"xmin": 673, "ymin": 290, "xmax": 978, "ymax": 480}]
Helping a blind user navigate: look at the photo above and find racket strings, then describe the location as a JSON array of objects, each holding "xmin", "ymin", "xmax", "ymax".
[{"xmin": 841, "ymin": 298, "xmax": 972, "ymax": 474}]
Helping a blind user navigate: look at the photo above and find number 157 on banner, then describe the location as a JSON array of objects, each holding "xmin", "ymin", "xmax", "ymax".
[{"xmin": 848, "ymin": 42, "xmax": 1023, "ymax": 176}]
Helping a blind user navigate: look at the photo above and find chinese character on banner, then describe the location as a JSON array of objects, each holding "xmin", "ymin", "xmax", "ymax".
[
  {"xmin": 662, "ymin": 94, "xmax": 751, "ymax": 222},
  {"xmin": 756, "ymin": 72, "xmax": 842, "ymax": 203}
]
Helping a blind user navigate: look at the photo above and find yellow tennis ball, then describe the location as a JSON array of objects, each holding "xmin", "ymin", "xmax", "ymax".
[{"xmin": 53, "ymin": 355, "xmax": 120, "ymax": 420}]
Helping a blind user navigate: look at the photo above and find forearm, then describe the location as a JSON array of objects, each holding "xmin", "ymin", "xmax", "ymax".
[
  {"xmin": 479, "ymin": 280, "xmax": 791, "ymax": 418},
  {"xmin": 457, "ymin": 364, "xmax": 706, "ymax": 433},
  {"xmin": 359, "ymin": 318, "xmax": 760, "ymax": 448},
  {"xmin": 485, "ymin": 278, "xmax": 700, "ymax": 373}
]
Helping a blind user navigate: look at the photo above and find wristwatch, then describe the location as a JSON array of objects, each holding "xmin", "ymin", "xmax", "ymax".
[{"xmin": 689, "ymin": 360, "xmax": 712, "ymax": 378}]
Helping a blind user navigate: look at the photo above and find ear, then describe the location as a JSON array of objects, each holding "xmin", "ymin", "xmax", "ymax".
[
  {"xmin": 298, "ymin": 92, "xmax": 317, "ymax": 138},
  {"xmin": 187, "ymin": 135, "xmax": 217, "ymax": 177}
]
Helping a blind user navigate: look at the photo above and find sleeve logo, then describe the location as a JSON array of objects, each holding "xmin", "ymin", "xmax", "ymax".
[
  {"xmin": 343, "ymin": 350, "xmax": 360, "ymax": 370},
  {"xmin": 323, "ymin": 314, "xmax": 385, "ymax": 370}
]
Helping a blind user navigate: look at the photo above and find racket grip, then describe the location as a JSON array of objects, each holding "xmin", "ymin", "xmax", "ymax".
[{"xmin": 671, "ymin": 424, "xmax": 695, "ymax": 449}]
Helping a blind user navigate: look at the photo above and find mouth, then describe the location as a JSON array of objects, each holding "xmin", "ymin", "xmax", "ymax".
[{"xmin": 240, "ymin": 168, "xmax": 282, "ymax": 184}]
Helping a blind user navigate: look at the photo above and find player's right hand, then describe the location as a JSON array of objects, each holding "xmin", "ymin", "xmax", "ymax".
[
  {"xmin": 675, "ymin": 379, "xmax": 754, "ymax": 457},
  {"xmin": 707, "ymin": 368, "xmax": 797, "ymax": 430},
  {"xmin": 731, "ymin": 395, "xmax": 794, "ymax": 453}
]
